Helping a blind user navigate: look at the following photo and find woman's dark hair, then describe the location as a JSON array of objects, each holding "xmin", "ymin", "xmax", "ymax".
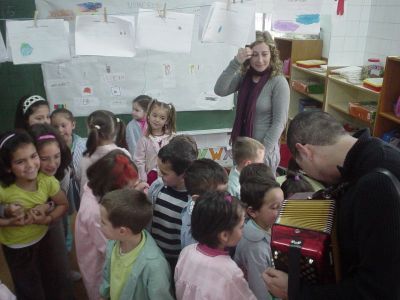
[
  {"xmin": 132, "ymin": 95, "xmax": 152, "ymax": 112},
  {"xmin": 191, "ymin": 191, "xmax": 243, "ymax": 248},
  {"xmin": 28, "ymin": 124, "xmax": 72, "ymax": 181},
  {"xmin": 84, "ymin": 110, "xmax": 126, "ymax": 157},
  {"xmin": 87, "ymin": 150, "xmax": 138, "ymax": 198},
  {"xmin": 281, "ymin": 158, "xmax": 313, "ymax": 198},
  {"xmin": 0, "ymin": 130, "xmax": 36, "ymax": 186},
  {"xmin": 14, "ymin": 95, "xmax": 50, "ymax": 130}
]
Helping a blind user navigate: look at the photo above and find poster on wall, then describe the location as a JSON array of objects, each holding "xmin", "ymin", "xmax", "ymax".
[
  {"xmin": 272, "ymin": 0, "xmax": 322, "ymax": 35},
  {"xmin": 35, "ymin": 0, "xmax": 250, "ymax": 114}
]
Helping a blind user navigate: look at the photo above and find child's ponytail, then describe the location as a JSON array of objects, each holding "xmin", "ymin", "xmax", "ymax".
[
  {"xmin": 114, "ymin": 117, "xmax": 127, "ymax": 149},
  {"xmin": 84, "ymin": 123, "xmax": 101, "ymax": 157},
  {"xmin": 166, "ymin": 103, "xmax": 177, "ymax": 135}
]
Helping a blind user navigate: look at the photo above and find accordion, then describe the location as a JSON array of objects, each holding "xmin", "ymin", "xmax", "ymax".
[{"xmin": 271, "ymin": 197, "xmax": 339, "ymax": 284}]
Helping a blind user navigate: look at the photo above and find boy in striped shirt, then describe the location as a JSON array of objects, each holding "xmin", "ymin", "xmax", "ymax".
[{"xmin": 147, "ymin": 135, "xmax": 198, "ymax": 270}]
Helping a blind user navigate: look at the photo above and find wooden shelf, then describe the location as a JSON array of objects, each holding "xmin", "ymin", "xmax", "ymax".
[
  {"xmin": 373, "ymin": 57, "xmax": 400, "ymax": 137},
  {"xmin": 292, "ymin": 89, "xmax": 324, "ymax": 103},
  {"xmin": 328, "ymin": 75, "xmax": 380, "ymax": 95},
  {"xmin": 379, "ymin": 112, "xmax": 400, "ymax": 125},
  {"xmin": 292, "ymin": 65, "xmax": 326, "ymax": 79},
  {"xmin": 329, "ymin": 102, "xmax": 348, "ymax": 115}
]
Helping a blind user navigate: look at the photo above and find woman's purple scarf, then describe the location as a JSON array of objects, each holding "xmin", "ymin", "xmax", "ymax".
[{"xmin": 230, "ymin": 67, "xmax": 271, "ymax": 144}]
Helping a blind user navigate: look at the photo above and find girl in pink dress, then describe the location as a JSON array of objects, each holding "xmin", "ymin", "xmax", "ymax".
[{"xmin": 175, "ymin": 191, "xmax": 257, "ymax": 300}]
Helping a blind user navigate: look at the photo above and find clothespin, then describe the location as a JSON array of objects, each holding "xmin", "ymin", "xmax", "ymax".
[
  {"xmin": 226, "ymin": 0, "xmax": 231, "ymax": 10},
  {"xmin": 33, "ymin": 10, "xmax": 38, "ymax": 27},
  {"xmin": 103, "ymin": 7, "xmax": 108, "ymax": 23},
  {"xmin": 158, "ymin": 3, "xmax": 167, "ymax": 18}
]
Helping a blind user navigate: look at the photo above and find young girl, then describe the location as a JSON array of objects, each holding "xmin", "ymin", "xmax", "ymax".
[
  {"xmin": 0, "ymin": 130, "xmax": 72, "ymax": 300},
  {"xmin": 75, "ymin": 149, "xmax": 146, "ymax": 300},
  {"xmin": 133, "ymin": 99, "xmax": 176, "ymax": 185},
  {"xmin": 29, "ymin": 123, "xmax": 81, "ymax": 280},
  {"xmin": 51, "ymin": 108, "xmax": 86, "ymax": 209},
  {"xmin": 175, "ymin": 191, "xmax": 256, "ymax": 300},
  {"xmin": 126, "ymin": 95, "xmax": 152, "ymax": 158},
  {"xmin": 78, "ymin": 110, "xmax": 130, "ymax": 192},
  {"xmin": 14, "ymin": 95, "xmax": 51, "ymax": 130},
  {"xmin": 279, "ymin": 158, "xmax": 317, "ymax": 198}
]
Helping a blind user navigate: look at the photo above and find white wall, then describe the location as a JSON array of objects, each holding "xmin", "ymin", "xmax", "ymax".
[{"xmin": 364, "ymin": 0, "xmax": 400, "ymax": 65}]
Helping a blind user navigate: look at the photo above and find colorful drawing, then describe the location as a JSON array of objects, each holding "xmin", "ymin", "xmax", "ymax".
[
  {"xmin": 273, "ymin": 20, "xmax": 300, "ymax": 32},
  {"xmin": 77, "ymin": 2, "xmax": 102, "ymax": 13},
  {"xmin": 20, "ymin": 43, "xmax": 33, "ymax": 56},
  {"xmin": 296, "ymin": 14, "xmax": 320, "ymax": 25}
]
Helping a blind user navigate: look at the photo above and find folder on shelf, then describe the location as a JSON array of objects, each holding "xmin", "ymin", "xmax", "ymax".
[
  {"xmin": 363, "ymin": 78, "xmax": 383, "ymax": 92},
  {"xmin": 296, "ymin": 59, "xmax": 327, "ymax": 68}
]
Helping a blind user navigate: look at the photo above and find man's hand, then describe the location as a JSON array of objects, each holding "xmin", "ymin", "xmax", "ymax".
[{"xmin": 262, "ymin": 267, "xmax": 289, "ymax": 300}]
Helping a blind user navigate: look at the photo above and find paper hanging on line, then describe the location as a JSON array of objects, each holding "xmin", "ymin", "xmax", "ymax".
[
  {"xmin": 0, "ymin": 31, "xmax": 8, "ymax": 62},
  {"xmin": 75, "ymin": 15, "xmax": 136, "ymax": 57},
  {"xmin": 201, "ymin": 2, "xmax": 256, "ymax": 47},
  {"xmin": 136, "ymin": 9, "xmax": 195, "ymax": 53},
  {"xmin": 6, "ymin": 19, "xmax": 70, "ymax": 64}
]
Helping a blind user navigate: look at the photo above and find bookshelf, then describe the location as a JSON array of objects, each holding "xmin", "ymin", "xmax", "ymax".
[{"xmin": 373, "ymin": 56, "xmax": 400, "ymax": 138}]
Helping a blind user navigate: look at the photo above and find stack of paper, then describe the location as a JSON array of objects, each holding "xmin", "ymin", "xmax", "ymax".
[{"xmin": 332, "ymin": 66, "xmax": 362, "ymax": 84}]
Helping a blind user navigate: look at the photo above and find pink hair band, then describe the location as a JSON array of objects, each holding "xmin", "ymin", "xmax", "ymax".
[{"xmin": 37, "ymin": 134, "xmax": 56, "ymax": 141}]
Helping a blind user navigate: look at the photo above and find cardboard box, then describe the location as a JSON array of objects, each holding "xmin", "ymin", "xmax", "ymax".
[
  {"xmin": 292, "ymin": 80, "xmax": 324, "ymax": 94},
  {"xmin": 348, "ymin": 102, "xmax": 377, "ymax": 123}
]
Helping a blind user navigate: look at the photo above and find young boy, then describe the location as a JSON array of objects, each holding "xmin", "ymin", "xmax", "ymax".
[
  {"xmin": 235, "ymin": 163, "xmax": 284, "ymax": 300},
  {"xmin": 148, "ymin": 135, "xmax": 198, "ymax": 269},
  {"xmin": 99, "ymin": 188, "xmax": 173, "ymax": 300},
  {"xmin": 228, "ymin": 137, "xmax": 265, "ymax": 199},
  {"xmin": 181, "ymin": 158, "xmax": 229, "ymax": 248}
]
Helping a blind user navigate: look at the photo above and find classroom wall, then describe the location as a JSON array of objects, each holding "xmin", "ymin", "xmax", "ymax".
[{"xmin": 364, "ymin": 0, "xmax": 400, "ymax": 64}]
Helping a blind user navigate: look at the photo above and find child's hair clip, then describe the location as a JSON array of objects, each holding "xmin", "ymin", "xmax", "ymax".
[
  {"xmin": 224, "ymin": 194, "xmax": 232, "ymax": 203},
  {"xmin": 116, "ymin": 117, "xmax": 120, "ymax": 123},
  {"xmin": 37, "ymin": 134, "xmax": 56, "ymax": 141},
  {"xmin": 94, "ymin": 125, "xmax": 101, "ymax": 130},
  {"xmin": 0, "ymin": 133, "xmax": 16, "ymax": 149}
]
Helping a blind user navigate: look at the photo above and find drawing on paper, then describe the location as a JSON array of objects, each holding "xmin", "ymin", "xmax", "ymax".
[
  {"xmin": 296, "ymin": 14, "xmax": 320, "ymax": 25},
  {"xmin": 20, "ymin": 43, "xmax": 33, "ymax": 56},
  {"xmin": 273, "ymin": 20, "xmax": 300, "ymax": 32},
  {"xmin": 77, "ymin": 2, "xmax": 102, "ymax": 13}
]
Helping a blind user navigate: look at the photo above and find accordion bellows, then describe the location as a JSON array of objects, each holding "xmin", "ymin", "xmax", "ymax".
[{"xmin": 271, "ymin": 199, "xmax": 337, "ymax": 284}]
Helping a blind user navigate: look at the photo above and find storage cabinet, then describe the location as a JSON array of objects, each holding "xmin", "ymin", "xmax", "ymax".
[
  {"xmin": 373, "ymin": 56, "xmax": 400, "ymax": 138},
  {"xmin": 325, "ymin": 74, "xmax": 380, "ymax": 131},
  {"xmin": 274, "ymin": 37, "xmax": 323, "ymax": 79},
  {"xmin": 288, "ymin": 65, "xmax": 326, "ymax": 119}
]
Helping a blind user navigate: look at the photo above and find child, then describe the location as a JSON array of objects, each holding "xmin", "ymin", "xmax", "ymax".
[
  {"xmin": 75, "ymin": 149, "xmax": 145, "ymax": 300},
  {"xmin": 51, "ymin": 108, "xmax": 86, "ymax": 210},
  {"xmin": 148, "ymin": 134, "xmax": 198, "ymax": 269},
  {"xmin": 175, "ymin": 191, "xmax": 256, "ymax": 300},
  {"xmin": 78, "ymin": 110, "xmax": 130, "ymax": 191},
  {"xmin": 28, "ymin": 124, "xmax": 82, "ymax": 280},
  {"xmin": 133, "ymin": 99, "xmax": 176, "ymax": 185},
  {"xmin": 228, "ymin": 137, "xmax": 265, "ymax": 198},
  {"xmin": 99, "ymin": 189, "xmax": 174, "ymax": 300},
  {"xmin": 235, "ymin": 163, "xmax": 284, "ymax": 300},
  {"xmin": 278, "ymin": 158, "xmax": 321, "ymax": 198},
  {"xmin": 126, "ymin": 95, "xmax": 152, "ymax": 158},
  {"xmin": 181, "ymin": 158, "xmax": 228, "ymax": 248},
  {"xmin": 14, "ymin": 95, "xmax": 50, "ymax": 129},
  {"xmin": 0, "ymin": 130, "xmax": 72, "ymax": 299}
]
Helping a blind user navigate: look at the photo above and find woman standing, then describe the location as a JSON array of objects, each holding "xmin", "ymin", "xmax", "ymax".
[{"xmin": 214, "ymin": 31, "xmax": 289, "ymax": 175}]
